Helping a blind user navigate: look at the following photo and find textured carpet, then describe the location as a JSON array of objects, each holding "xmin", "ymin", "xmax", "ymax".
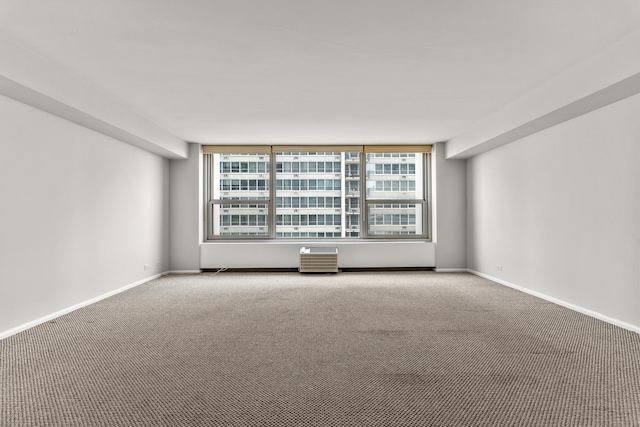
[{"xmin": 1, "ymin": 272, "xmax": 639, "ymax": 426}]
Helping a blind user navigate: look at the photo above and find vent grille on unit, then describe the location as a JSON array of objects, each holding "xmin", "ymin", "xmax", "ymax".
[{"xmin": 299, "ymin": 247, "xmax": 338, "ymax": 273}]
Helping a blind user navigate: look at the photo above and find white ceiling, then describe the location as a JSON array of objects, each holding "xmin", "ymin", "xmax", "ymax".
[{"xmin": 0, "ymin": 0, "xmax": 639, "ymax": 144}]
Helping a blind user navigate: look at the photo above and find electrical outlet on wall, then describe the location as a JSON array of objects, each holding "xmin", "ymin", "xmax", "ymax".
[
  {"xmin": 496, "ymin": 266, "xmax": 503, "ymax": 271},
  {"xmin": 144, "ymin": 265, "xmax": 149, "ymax": 271}
]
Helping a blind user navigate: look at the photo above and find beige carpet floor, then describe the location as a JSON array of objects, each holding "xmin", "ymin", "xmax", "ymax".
[{"xmin": 1, "ymin": 271, "xmax": 639, "ymax": 426}]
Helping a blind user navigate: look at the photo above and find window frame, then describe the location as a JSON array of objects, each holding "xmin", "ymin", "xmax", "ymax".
[
  {"xmin": 203, "ymin": 145, "xmax": 431, "ymax": 241},
  {"xmin": 361, "ymin": 147, "xmax": 430, "ymax": 239}
]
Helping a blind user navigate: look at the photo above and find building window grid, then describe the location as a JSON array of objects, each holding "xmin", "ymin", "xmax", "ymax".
[
  {"xmin": 276, "ymin": 161, "xmax": 342, "ymax": 174},
  {"xmin": 206, "ymin": 150, "xmax": 429, "ymax": 240},
  {"xmin": 374, "ymin": 163, "xmax": 416, "ymax": 175},
  {"xmin": 275, "ymin": 232, "xmax": 342, "ymax": 238},
  {"xmin": 373, "ymin": 180, "xmax": 416, "ymax": 192},
  {"xmin": 276, "ymin": 214, "xmax": 342, "ymax": 226},
  {"xmin": 276, "ymin": 196, "xmax": 341, "ymax": 209},
  {"xmin": 275, "ymin": 179, "xmax": 342, "ymax": 191}
]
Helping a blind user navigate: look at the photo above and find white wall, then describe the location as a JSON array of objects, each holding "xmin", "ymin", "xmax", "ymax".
[
  {"xmin": 0, "ymin": 33, "xmax": 188, "ymax": 159},
  {"xmin": 201, "ymin": 241, "xmax": 436, "ymax": 269},
  {"xmin": 466, "ymin": 93, "xmax": 640, "ymax": 330},
  {"xmin": 433, "ymin": 143, "xmax": 467, "ymax": 270},
  {"xmin": 0, "ymin": 94, "xmax": 170, "ymax": 336},
  {"xmin": 169, "ymin": 143, "xmax": 202, "ymax": 272},
  {"xmin": 447, "ymin": 30, "xmax": 640, "ymax": 159}
]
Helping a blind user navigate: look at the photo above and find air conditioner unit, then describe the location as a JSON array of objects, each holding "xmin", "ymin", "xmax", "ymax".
[{"xmin": 299, "ymin": 247, "xmax": 338, "ymax": 273}]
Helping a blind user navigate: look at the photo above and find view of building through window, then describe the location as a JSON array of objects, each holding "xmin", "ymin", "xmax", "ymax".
[
  {"xmin": 275, "ymin": 151, "xmax": 355, "ymax": 238},
  {"xmin": 211, "ymin": 153, "xmax": 271, "ymax": 237},
  {"xmin": 205, "ymin": 148, "xmax": 428, "ymax": 239}
]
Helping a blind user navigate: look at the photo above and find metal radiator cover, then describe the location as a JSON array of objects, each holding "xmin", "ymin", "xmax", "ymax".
[{"xmin": 299, "ymin": 247, "xmax": 338, "ymax": 273}]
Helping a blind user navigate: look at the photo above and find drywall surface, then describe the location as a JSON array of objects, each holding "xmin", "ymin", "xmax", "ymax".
[
  {"xmin": 201, "ymin": 241, "xmax": 435, "ymax": 269},
  {"xmin": 447, "ymin": 30, "xmax": 640, "ymax": 159},
  {"xmin": 466, "ymin": 93, "xmax": 640, "ymax": 329},
  {"xmin": 433, "ymin": 143, "xmax": 467, "ymax": 270},
  {"xmin": 169, "ymin": 143, "xmax": 202, "ymax": 271},
  {"xmin": 0, "ymin": 94, "xmax": 170, "ymax": 335},
  {"xmin": 0, "ymin": 33, "xmax": 188, "ymax": 159}
]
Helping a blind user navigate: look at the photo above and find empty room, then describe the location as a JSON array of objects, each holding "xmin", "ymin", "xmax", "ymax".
[{"xmin": 1, "ymin": 1, "xmax": 639, "ymax": 425}]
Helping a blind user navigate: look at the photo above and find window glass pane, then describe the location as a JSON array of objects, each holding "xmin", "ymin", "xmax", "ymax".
[
  {"xmin": 366, "ymin": 203, "xmax": 423, "ymax": 236},
  {"xmin": 209, "ymin": 152, "xmax": 270, "ymax": 237},
  {"xmin": 211, "ymin": 203, "xmax": 269, "ymax": 236},
  {"xmin": 365, "ymin": 152, "xmax": 422, "ymax": 200},
  {"xmin": 213, "ymin": 153, "xmax": 270, "ymax": 201},
  {"xmin": 274, "ymin": 151, "xmax": 361, "ymax": 238}
]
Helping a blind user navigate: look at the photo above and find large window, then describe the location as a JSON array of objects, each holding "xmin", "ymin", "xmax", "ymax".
[
  {"xmin": 364, "ymin": 149, "xmax": 425, "ymax": 236},
  {"xmin": 205, "ymin": 147, "xmax": 271, "ymax": 237},
  {"xmin": 204, "ymin": 145, "xmax": 431, "ymax": 240}
]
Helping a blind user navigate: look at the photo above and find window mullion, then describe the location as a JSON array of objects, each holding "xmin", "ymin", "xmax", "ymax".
[
  {"xmin": 269, "ymin": 151, "xmax": 276, "ymax": 238},
  {"xmin": 360, "ymin": 150, "xmax": 367, "ymax": 238}
]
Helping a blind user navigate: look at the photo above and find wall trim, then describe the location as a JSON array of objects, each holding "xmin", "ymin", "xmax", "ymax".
[
  {"xmin": 0, "ymin": 272, "xmax": 165, "ymax": 340},
  {"xmin": 435, "ymin": 268, "xmax": 468, "ymax": 273},
  {"xmin": 166, "ymin": 270, "xmax": 202, "ymax": 274},
  {"xmin": 467, "ymin": 269, "xmax": 640, "ymax": 335}
]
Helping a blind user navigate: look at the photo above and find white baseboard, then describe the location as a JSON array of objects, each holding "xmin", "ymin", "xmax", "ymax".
[
  {"xmin": 0, "ymin": 273, "xmax": 165, "ymax": 340},
  {"xmin": 434, "ymin": 268, "xmax": 468, "ymax": 273},
  {"xmin": 467, "ymin": 269, "xmax": 640, "ymax": 335},
  {"xmin": 166, "ymin": 270, "xmax": 202, "ymax": 274}
]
